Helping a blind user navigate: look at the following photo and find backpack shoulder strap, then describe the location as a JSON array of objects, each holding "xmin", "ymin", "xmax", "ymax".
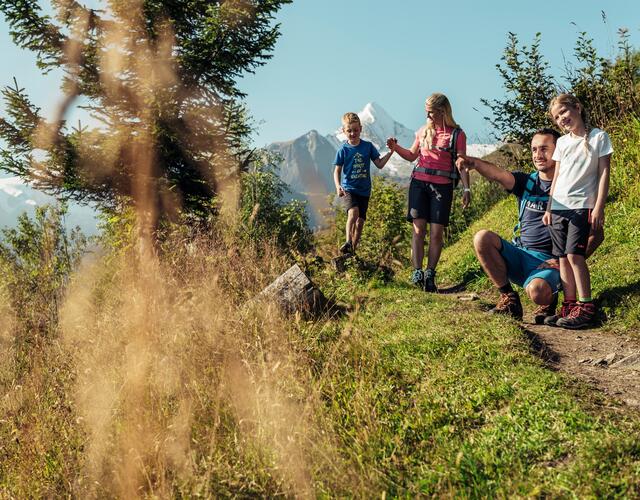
[
  {"xmin": 450, "ymin": 128, "xmax": 461, "ymax": 184},
  {"xmin": 513, "ymin": 171, "xmax": 540, "ymax": 244}
]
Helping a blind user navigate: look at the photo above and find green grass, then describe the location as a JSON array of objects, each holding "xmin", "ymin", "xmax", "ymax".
[
  {"xmin": 1, "ymin": 120, "xmax": 640, "ymax": 497},
  {"xmin": 305, "ymin": 282, "xmax": 640, "ymax": 496}
]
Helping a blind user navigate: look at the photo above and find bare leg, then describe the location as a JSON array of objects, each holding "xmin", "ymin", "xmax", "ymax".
[
  {"xmin": 525, "ymin": 278, "xmax": 554, "ymax": 305},
  {"xmin": 473, "ymin": 230, "xmax": 509, "ymax": 287},
  {"xmin": 411, "ymin": 218, "xmax": 427, "ymax": 269},
  {"xmin": 352, "ymin": 218, "xmax": 365, "ymax": 250},
  {"xmin": 426, "ymin": 222, "xmax": 445, "ymax": 270},
  {"xmin": 559, "ymin": 256, "xmax": 577, "ymax": 301},
  {"xmin": 346, "ymin": 207, "xmax": 359, "ymax": 244},
  {"xmin": 567, "ymin": 254, "xmax": 591, "ymax": 300}
]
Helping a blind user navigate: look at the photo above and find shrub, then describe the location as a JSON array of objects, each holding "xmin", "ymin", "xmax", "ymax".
[
  {"xmin": 0, "ymin": 204, "xmax": 86, "ymax": 355},
  {"xmin": 239, "ymin": 150, "xmax": 313, "ymax": 254}
]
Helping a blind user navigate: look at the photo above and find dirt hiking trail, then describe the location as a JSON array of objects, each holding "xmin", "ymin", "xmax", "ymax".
[{"xmin": 451, "ymin": 290, "xmax": 640, "ymax": 409}]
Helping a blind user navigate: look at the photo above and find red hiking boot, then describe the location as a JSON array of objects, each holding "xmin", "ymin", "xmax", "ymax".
[
  {"xmin": 556, "ymin": 301, "xmax": 597, "ymax": 330},
  {"xmin": 543, "ymin": 300, "xmax": 577, "ymax": 327}
]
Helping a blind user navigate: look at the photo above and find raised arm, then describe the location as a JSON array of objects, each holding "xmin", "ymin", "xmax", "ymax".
[
  {"xmin": 387, "ymin": 137, "xmax": 419, "ymax": 162},
  {"xmin": 456, "ymin": 154, "xmax": 515, "ymax": 191}
]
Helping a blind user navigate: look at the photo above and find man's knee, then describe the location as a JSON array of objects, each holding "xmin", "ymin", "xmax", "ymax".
[
  {"xmin": 526, "ymin": 278, "xmax": 553, "ymax": 305},
  {"xmin": 474, "ymin": 229, "xmax": 500, "ymax": 254}
]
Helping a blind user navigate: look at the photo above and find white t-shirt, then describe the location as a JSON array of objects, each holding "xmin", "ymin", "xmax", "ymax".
[{"xmin": 550, "ymin": 128, "xmax": 613, "ymax": 210}]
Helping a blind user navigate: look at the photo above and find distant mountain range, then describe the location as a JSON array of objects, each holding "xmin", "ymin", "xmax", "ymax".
[
  {"xmin": 0, "ymin": 102, "xmax": 497, "ymax": 233},
  {"xmin": 267, "ymin": 102, "xmax": 498, "ymax": 226},
  {"xmin": 0, "ymin": 176, "xmax": 99, "ymax": 235}
]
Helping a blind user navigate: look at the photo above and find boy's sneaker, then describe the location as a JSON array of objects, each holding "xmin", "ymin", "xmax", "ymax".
[
  {"xmin": 410, "ymin": 269, "xmax": 424, "ymax": 288},
  {"xmin": 543, "ymin": 300, "xmax": 577, "ymax": 327},
  {"xmin": 533, "ymin": 293, "xmax": 558, "ymax": 325},
  {"xmin": 339, "ymin": 241, "xmax": 353, "ymax": 255},
  {"xmin": 423, "ymin": 268, "xmax": 438, "ymax": 293},
  {"xmin": 556, "ymin": 301, "xmax": 596, "ymax": 330},
  {"xmin": 489, "ymin": 291, "xmax": 523, "ymax": 320}
]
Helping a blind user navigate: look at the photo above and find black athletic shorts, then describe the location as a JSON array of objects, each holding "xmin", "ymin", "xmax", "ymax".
[
  {"xmin": 406, "ymin": 178, "xmax": 454, "ymax": 226},
  {"xmin": 342, "ymin": 191, "xmax": 370, "ymax": 220},
  {"xmin": 549, "ymin": 209, "xmax": 591, "ymax": 257}
]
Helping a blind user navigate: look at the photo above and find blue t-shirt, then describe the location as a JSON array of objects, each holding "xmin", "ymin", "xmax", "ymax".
[
  {"xmin": 509, "ymin": 171, "xmax": 553, "ymax": 255},
  {"xmin": 334, "ymin": 140, "xmax": 380, "ymax": 197}
]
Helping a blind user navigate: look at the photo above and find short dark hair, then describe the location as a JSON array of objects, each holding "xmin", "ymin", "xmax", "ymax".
[{"xmin": 532, "ymin": 127, "xmax": 561, "ymax": 143}]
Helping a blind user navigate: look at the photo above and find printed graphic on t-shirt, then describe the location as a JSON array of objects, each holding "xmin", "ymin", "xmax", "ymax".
[
  {"xmin": 523, "ymin": 198, "xmax": 546, "ymax": 212},
  {"xmin": 350, "ymin": 152, "xmax": 368, "ymax": 180}
]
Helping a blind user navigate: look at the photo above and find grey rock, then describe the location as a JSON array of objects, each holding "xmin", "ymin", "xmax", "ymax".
[{"xmin": 611, "ymin": 352, "xmax": 640, "ymax": 368}]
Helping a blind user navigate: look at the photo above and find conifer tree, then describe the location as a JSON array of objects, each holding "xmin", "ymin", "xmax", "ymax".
[{"xmin": 0, "ymin": 0, "xmax": 290, "ymax": 228}]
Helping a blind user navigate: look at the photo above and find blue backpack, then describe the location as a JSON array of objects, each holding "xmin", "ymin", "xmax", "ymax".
[{"xmin": 512, "ymin": 172, "xmax": 549, "ymax": 247}]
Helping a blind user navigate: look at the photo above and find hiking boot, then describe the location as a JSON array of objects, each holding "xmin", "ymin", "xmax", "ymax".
[
  {"xmin": 339, "ymin": 241, "xmax": 353, "ymax": 255},
  {"xmin": 533, "ymin": 293, "xmax": 558, "ymax": 325},
  {"xmin": 543, "ymin": 300, "xmax": 577, "ymax": 327},
  {"xmin": 410, "ymin": 269, "xmax": 424, "ymax": 288},
  {"xmin": 423, "ymin": 268, "xmax": 438, "ymax": 293},
  {"xmin": 489, "ymin": 291, "xmax": 523, "ymax": 320},
  {"xmin": 556, "ymin": 301, "xmax": 596, "ymax": 330}
]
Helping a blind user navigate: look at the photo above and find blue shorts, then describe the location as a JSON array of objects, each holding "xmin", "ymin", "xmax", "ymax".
[{"xmin": 499, "ymin": 239, "xmax": 561, "ymax": 292}]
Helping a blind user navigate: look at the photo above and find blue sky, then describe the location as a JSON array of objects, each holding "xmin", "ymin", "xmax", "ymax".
[
  {"xmin": 239, "ymin": 0, "xmax": 640, "ymax": 145},
  {"xmin": 1, "ymin": 1, "xmax": 639, "ymax": 147}
]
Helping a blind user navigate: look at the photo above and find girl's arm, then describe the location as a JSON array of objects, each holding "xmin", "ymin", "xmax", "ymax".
[
  {"xmin": 542, "ymin": 161, "xmax": 561, "ymax": 226},
  {"xmin": 591, "ymin": 154, "xmax": 611, "ymax": 229},
  {"xmin": 387, "ymin": 137, "xmax": 419, "ymax": 162}
]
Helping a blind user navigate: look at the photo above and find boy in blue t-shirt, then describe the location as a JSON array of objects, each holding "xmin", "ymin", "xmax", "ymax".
[{"xmin": 333, "ymin": 112, "xmax": 395, "ymax": 254}]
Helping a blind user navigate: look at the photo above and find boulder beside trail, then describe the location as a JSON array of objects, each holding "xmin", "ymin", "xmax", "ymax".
[{"xmin": 256, "ymin": 264, "xmax": 328, "ymax": 317}]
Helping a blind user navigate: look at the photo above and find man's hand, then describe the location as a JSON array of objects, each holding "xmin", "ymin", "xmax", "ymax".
[
  {"xmin": 456, "ymin": 153, "xmax": 474, "ymax": 173},
  {"xmin": 386, "ymin": 137, "xmax": 398, "ymax": 150},
  {"xmin": 542, "ymin": 211, "xmax": 552, "ymax": 226},
  {"xmin": 336, "ymin": 186, "xmax": 345, "ymax": 197},
  {"xmin": 536, "ymin": 258, "xmax": 559, "ymax": 270}
]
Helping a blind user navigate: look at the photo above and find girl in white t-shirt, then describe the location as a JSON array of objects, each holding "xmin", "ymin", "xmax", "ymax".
[{"xmin": 542, "ymin": 94, "xmax": 613, "ymax": 329}]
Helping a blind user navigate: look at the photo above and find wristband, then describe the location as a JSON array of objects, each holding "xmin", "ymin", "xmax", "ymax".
[{"xmin": 463, "ymin": 188, "xmax": 471, "ymax": 192}]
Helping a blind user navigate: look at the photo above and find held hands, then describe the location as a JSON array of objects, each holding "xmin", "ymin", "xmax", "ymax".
[
  {"xmin": 591, "ymin": 206, "xmax": 605, "ymax": 229},
  {"xmin": 542, "ymin": 211, "xmax": 552, "ymax": 226},
  {"xmin": 536, "ymin": 258, "xmax": 559, "ymax": 270},
  {"xmin": 386, "ymin": 137, "xmax": 398, "ymax": 151}
]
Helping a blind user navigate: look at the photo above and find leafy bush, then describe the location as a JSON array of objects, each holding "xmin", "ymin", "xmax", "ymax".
[
  {"xmin": 0, "ymin": 204, "xmax": 86, "ymax": 341},
  {"xmin": 239, "ymin": 150, "xmax": 313, "ymax": 254},
  {"xmin": 566, "ymin": 29, "xmax": 640, "ymax": 128},
  {"xmin": 482, "ymin": 29, "xmax": 640, "ymax": 157},
  {"xmin": 480, "ymin": 32, "xmax": 556, "ymax": 166}
]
